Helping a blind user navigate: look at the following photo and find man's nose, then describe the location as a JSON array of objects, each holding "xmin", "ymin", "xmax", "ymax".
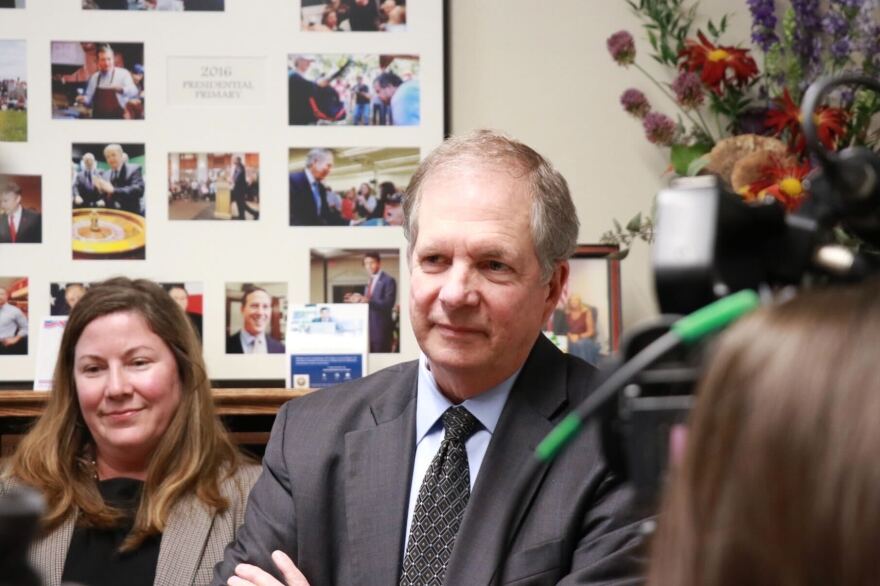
[{"xmin": 438, "ymin": 264, "xmax": 480, "ymax": 308}]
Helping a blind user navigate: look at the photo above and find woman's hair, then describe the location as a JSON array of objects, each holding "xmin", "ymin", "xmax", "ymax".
[
  {"xmin": 6, "ymin": 277, "xmax": 245, "ymax": 551},
  {"xmin": 648, "ymin": 279, "xmax": 880, "ymax": 586}
]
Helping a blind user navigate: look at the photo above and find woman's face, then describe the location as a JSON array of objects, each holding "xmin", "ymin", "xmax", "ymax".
[
  {"xmin": 568, "ymin": 295, "xmax": 581, "ymax": 310},
  {"xmin": 74, "ymin": 311, "xmax": 182, "ymax": 476}
]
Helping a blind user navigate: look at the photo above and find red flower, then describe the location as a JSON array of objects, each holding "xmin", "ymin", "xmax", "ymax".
[
  {"xmin": 679, "ymin": 32, "xmax": 758, "ymax": 93},
  {"xmin": 742, "ymin": 156, "xmax": 812, "ymax": 211},
  {"xmin": 765, "ymin": 88, "xmax": 848, "ymax": 153}
]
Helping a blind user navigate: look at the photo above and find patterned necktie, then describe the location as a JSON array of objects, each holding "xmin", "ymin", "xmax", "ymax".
[{"xmin": 400, "ymin": 406, "xmax": 480, "ymax": 586}]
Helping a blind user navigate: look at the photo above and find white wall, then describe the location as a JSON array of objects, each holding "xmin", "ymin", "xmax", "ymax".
[{"xmin": 448, "ymin": 0, "xmax": 750, "ymax": 328}]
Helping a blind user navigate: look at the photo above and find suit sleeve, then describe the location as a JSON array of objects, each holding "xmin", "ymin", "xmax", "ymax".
[
  {"xmin": 113, "ymin": 166, "xmax": 145, "ymax": 209},
  {"xmin": 212, "ymin": 402, "xmax": 299, "ymax": 585},
  {"xmin": 558, "ymin": 467, "xmax": 647, "ymax": 585}
]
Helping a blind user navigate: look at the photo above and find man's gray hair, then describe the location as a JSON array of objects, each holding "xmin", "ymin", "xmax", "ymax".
[
  {"xmin": 103, "ymin": 143, "xmax": 124, "ymax": 157},
  {"xmin": 306, "ymin": 148, "xmax": 333, "ymax": 168},
  {"xmin": 403, "ymin": 129, "xmax": 579, "ymax": 282}
]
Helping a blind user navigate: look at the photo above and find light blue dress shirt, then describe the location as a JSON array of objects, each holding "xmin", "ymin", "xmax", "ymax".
[{"xmin": 403, "ymin": 354, "xmax": 520, "ymax": 551}]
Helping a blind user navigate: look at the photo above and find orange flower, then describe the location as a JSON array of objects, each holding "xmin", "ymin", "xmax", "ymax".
[
  {"xmin": 741, "ymin": 156, "xmax": 812, "ymax": 211},
  {"xmin": 765, "ymin": 88, "xmax": 848, "ymax": 153},
  {"xmin": 678, "ymin": 32, "xmax": 758, "ymax": 93}
]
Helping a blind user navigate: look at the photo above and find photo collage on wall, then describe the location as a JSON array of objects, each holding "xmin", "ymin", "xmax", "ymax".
[{"xmin": 0, "ymin": 0, "xmax": 435, "ymax": 384}]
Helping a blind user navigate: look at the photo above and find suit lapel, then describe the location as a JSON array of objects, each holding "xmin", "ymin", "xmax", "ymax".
[
  {"xmin": 29, "ymin": 513, "xmax": 76, "ymax": 586},
  {"xmin": 344, "ymin": 365, "xmax": 418, "ymax": 584},
  {"xmin": 154, "ymin": 493, "xmax": 213, "ymax": 586},
  {"xmin": 444, "ymin": 336, "xmax": 569, "ymax": 586}
]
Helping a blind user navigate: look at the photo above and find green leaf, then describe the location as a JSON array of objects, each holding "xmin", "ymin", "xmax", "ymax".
[
  {"xmin": 626, "ymin": 212, "xmax": 643, "ymax": 232},
  {"xmin": 613, "ymin": 218, "xmax": 623, "ymax": 233},
  {"xmin": 670, "ymin": 143, "xmax": 712, "ymax": 176},
  {"xmin": 686, "ymin": 154, "xmax": 711, "ymax": 176}
]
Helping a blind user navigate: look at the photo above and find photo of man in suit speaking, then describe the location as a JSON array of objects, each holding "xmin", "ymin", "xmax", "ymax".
[
  {"xmin": 215, "ymin": 130, "xmax": 645, "ymax": 586},
  {"xmin": 289, "ymin": 148, "xmax": 341, "ymax": 226},
  {"xmin": 344, "ymin": 251, "xmax": 397, "ymax": 353}
]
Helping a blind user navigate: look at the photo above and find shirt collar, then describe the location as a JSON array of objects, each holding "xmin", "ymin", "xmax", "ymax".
[
  {"xmin": 240, "ymin": 329, "xmax": 266, "ymax": 347},
  {"xmin": 304, "ymin": 168, "xmax": 317, "ymax": 185},
  {"xmin": 415, "ymin": 353, "xmax": 519, "ymax": 443}
]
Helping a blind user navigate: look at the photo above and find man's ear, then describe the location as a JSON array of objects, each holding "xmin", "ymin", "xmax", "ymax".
[{"xmin": 542, "ymin": 261, "xmax": 569, "ymax": 322}]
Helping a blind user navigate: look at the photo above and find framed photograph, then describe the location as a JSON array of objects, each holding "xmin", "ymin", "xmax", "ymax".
[
  {"xmin": 161, "ymin": 282, "xmax": 203, "ymax": 340},
  {"xmin": 544, "ymin": 244, "xmax": 622, "ymax": 366},
  {"xmin": 225, "ymin": 282, "xmax": 287, "ymax": 355},
  {"xmin": 288, "ymin": 54, "xmax": 419, "ymax": 126},
  {"xmin": 169, "ymin": 153, "xmax": 260, "ymax": 221},
  {"xmin": 0, "ymin": 40, "xmax": 27, "ymax": 141},
  {"xmin": 82, "ymin": 0, "xmax": 224, "ymax": 10},
  {"xmin": 49, "ymin": 282, "xmax": 90, "ymax": 316},
  {"xmin": 71, "ymin": 142, "xmax": 146, "ymax": 260},
  {"xmin": 0, "ymin": 175, "xmax": 41, "ymax": 244},
  {"xmin": 0, "ymin": 276, "xmax": 28, "ymax": 355},
  {"xmin": 288, "ymin": 147, "xmax": 417, "ymax": 226},
  {"xmin": 310, "ymin": 247, "xmax": 400, "ymax": 353},
  {"xmin": 300, "ymin": 0, "xmax": 406, "ymax": 32},
  {"xmin": 51, "ymin": 42, "xmax": 145, "ymax": 120}
]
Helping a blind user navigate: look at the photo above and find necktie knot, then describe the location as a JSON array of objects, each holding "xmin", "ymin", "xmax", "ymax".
[{"xmin": 442, "ymin": 406, "xmax": 479, "ymax": 444}]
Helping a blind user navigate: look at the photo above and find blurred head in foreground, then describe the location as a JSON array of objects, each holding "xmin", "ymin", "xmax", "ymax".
[{"xmin": 648, "ymin": 279, "xmax": 880, "ymax": 586}]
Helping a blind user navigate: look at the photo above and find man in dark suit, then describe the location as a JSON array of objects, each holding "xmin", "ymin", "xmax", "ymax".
[
  {"xmin": 0, "ymin": 180, "xmax": 41, "ymax": 244},
  {"xmin": 166, "ymin": 283, "xmax": 204, "ymax": 341},
  {"xmin": 72, "ymin": 152, "xmax": 103, "ymax": 208},
  {"xmin": 231, "ymin": 156, "xmax": 259, "ymax": 220},
  {"xmin": 226, "ymin": 286, "xmax": 284, "ymax": 354},
  {"xmin": 93, "ymin": 144, "xmax": 144, "ymax": 215},
  {"xmin": 289, "ymin": 148, "xmax": 340, "ymax": 226},
  {"xmin": 345, "ymin": 252, "xmax": 397, "ymax": 352},
  {"xmin": 216, "ymin": 130, "xmax": 645, "ymax": 586}
]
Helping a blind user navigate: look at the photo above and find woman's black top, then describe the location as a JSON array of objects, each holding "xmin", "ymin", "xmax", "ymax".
[{"xmin": 61, "ymin": 477, "xmax": 161, "ymax": 586}]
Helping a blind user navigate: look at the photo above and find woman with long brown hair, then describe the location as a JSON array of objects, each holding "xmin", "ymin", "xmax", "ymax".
[
  {"xmin": 648, "ymin": 280, "xmax": 880, "ymax": 586},
  {"xmin": 5, "ymin": 277, "xmax": 259, "ymax": 586}
]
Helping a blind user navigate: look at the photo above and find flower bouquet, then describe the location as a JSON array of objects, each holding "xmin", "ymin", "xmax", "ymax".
[{"xmin": 602, "ymin": 0, "xmax": 880, "ymax": 251}]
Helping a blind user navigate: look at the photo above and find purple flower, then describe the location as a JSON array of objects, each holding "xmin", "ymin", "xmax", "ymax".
[
  {"xmin": 791, "ymin": 0, "xmax": 823, "ymax": 80},
  {"xmin": 643, "ymin": 112, "xmax": 678, "ymax": 146},
  {"xmin": 671, "ymin": 72, "xmax": 705, "ymax": 109},
  {"xmin": 822, "ymin": 11, "xmax": 848, "ymax": 37},
  {"xmin": 747, "ymin": 0, "xmax": 779, "ymax": 51},
  {"xmin": 620, "ymin": 88, "xmax": 651, "ymax": 118},
  {"xmin": 607, "ymin": 31, "xmax": 636, "ymax": 66}
]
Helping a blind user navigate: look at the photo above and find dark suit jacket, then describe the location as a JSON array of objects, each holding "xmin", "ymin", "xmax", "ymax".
[
  {"xmin": 226, "ymin": 331, "xmax": 284, "ymax": 354},
  {"xmin": 232, "ymin": 162, "xmax": 247, "ymax": 203},
  {"xmin": 367, "ymin": 271, "xmax": 396, "ymax": 353},
  {"xmin": 0, "ymin": 208, "xmax": 42, "ymax": 243},
  {"xmin": 104, "ymin": 163, "xmax": 145, "ymax": 214},
  {"xmin": 213, "ymin": 335, "xmax": 645, "ymax": 585},
  {"xmin": 73, "ymin": 170, "xmax": 102, "ymax": 207},
  {"xmin": 289, "ymin": 170, "xmax": 328, "ymax": 226},
  {"xmin": 288, "ymin": 71, "xmax": 318, "ymax": 125}
]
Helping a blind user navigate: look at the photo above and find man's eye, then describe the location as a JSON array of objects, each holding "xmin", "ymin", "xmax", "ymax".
[{"xmin": 485, "ymin": 260, "xmax": 509, "ymax": 272}]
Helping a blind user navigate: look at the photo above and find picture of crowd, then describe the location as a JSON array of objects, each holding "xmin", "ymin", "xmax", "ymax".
[
  {"xmin": 0, "ymin": 40, "xmax": 27, "ymax": 141},
  {"xmin": 301, "ymin": 0, "xmax": 406, "ymax": 32},
  {"xmin": 168, "ymin": 153, "xmax": 260, "ymax": 221},
  {"xmin": 288, "ymin": 147, "xmax": 417, "ymax": 227},
  {"xmin": 82, "ymin": 0, "xmax": 223, "ymax": 9},
  {"xmin": 288, "ymin": 54, "xmax": 419, "ymax": 126},
  {"xmin": 51, "ymin": 42, "xmax": 145, "ymax": 120}
]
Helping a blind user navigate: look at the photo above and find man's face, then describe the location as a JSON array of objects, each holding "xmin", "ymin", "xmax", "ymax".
[
  {"xmin": 97, "ymin": 50, "xmax": 114, "ymax": 73},
  {"xmin": 383, "ymin": 203, "xmax": 404, "ymax": 226},
  {"xmin": 83, "ymin": 157, "xmax": 95, "ymax": 171},
  {"xmin": 65, "ymin": 285, "xmax": 86, "ymax": 309},
  {"xmin": 0, "ymin": 192, "xmax": 20, "ymax": 214},
  {"xmin": 241, "ymin": 290, "xmax": 272, "ymax": 336},
  {"xmin": 105, "ymin": 149, "xmax": 123, "ymax": 170},
  {"xmin": 0, "ymin": 288, "xmax": 7, "ymax": 305},
  {"xmin": 309, "ymin": 156, "xmax": 333, "ymax": 181},
  {"xmin": 364, "ymin": 256, "xmax": 380, "ymax": 275},
  {"xmin": 409, "ymin": 167, "xmax": 565, "ymax": 397},
  {"xmin": 295, "ymin": 58, "xmax": 312, "ymax": 74},
  {"xmin": 169, "ymin": 287, "xmax": 188, "ymax": 312}
]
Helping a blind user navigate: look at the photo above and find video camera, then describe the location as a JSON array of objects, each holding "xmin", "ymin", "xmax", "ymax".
[{"xmin": 603, "ymin": 73, "xmax": 880, "ymax": 510}]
